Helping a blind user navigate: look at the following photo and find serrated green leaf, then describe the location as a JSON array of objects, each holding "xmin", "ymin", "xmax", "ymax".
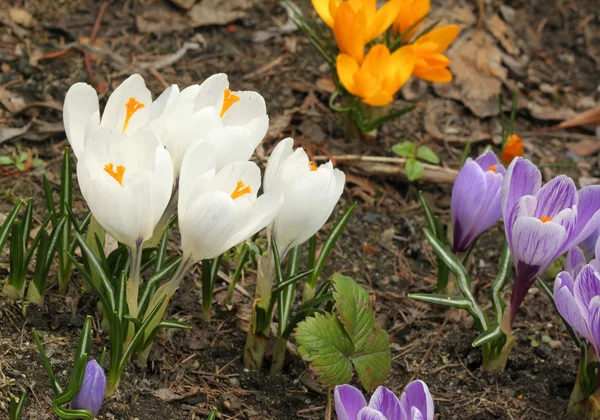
[
  {"xmin": 416, "ymin": 146, "xmax": 440, "ymax": 164},
  {"xmin": 333, "ymin": 273, "xmax": 374, "ymax": 351},
  {"xmin": 351, "ymin": 327, "xmax": 391, "ymax": 391},
  {"xmin": 296, "ymin": 312, "xmax": 354, "ymax": 387},
  {"xmin": 406, "ymin": 158, "xmax": 424, "ymax": 181},
  {"xmin": 392, "ymin": 141, "xmax": 416, "ymax": 157}
]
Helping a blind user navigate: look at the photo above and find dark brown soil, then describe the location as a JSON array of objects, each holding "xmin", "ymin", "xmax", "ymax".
[{"xmin": 1, "ymin": 0, "xmax": 599, "ymax": 419}]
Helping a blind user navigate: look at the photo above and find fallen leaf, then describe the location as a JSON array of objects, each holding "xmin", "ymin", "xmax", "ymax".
[
  {"xmin": 566, "ymin": 139, "xmax": 600, "ymax": 157},
  {"xmin": 189, "ymin": 0, "xmax": 254, "ymax": 27},
  {"xmin": 136, "ymin": 7, "xmax": 190, "ymax": 34},
  {"xmin": 0, "ymin": 122, "xmax": 32, "ymax": 144},
  {"xmin": 527, "ymin": 101, "xmax": 577, "ymax": 121},
  {"xmin": 169, "ymin": 0, "xmax": 196, "ymax": 10},
  {"xmin": 316, "ymin": 76, "xmax": 336, "ymax": 94},
  {"xmin": 0, "ymin": 87, "xmax": 27, "ymax": 113},
  {"xmin": 362, "ymin": 242, "xmax": 380, "ymax": 256},
  {"xmin": 434, "ymin": 29, "xmax": 507, "ymax": 118},
  {"xmin": 266, "ymin": 109, "xmax": 295, "ymax": 140},
  {"xmin": 486, "ymin": 14, "xmax": 519, "ymax": 56},
  {"xmin": 9, "ymin": 8, "xmax": 34, "ymax": 28}
]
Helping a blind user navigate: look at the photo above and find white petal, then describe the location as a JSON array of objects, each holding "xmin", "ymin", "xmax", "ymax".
[
  {"xmin": 214, "ymin": 161, "xmax": 262, "ymax": 199},
  {"xmin": 194, "ymin": 73, "xmax": 229, "ymax": 112},
  {"xmin": 148, "ymin": 84, "xmax": 179, "ymax": 122},
  {"xmin": 100, "ymin": 74, "xmax": 152, "ymax": 134},
  {"xmin": 178, "ymin": 140, "xmax": 218, "ymax": 218},
  {"xmin": 63, "ymin": 83, "xmax": 99, "ymax": 158},
  {"xmin": 264, "ymin": 137, "xmax": 294, "ymax": 192},
  {"xmin": 221, "ymin": 91, "xmax": 267, "ymax": 126},
  {"xmin": 179, "ymin": 192, "xmax": 237, "ymax": 262}
]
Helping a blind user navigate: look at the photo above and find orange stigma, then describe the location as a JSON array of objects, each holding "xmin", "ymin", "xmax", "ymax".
[
  {"xmin": 231, "ymin": 180, "xmax": 251, "ymax": 200},
  {"xmin": 122, "ymin": 97, "xmax": 145, "ymax": 133},
  {"xmin": 104, "ymin": 163, "xmax": 126, "ymax": 185},
  {"xmin": 488, "ymin": 165, "xmax": 497, "ymax": 172},
  {"xmin": 309, "ymin": 161, "xmax": 318, "ymax": 171},
  {"xmin": 540, "ymin": 216, "xmax": 552, "ymax": 223},
  {"xmin": 220, "ymin": 89, "xmax": 240, "ymax": 118}
]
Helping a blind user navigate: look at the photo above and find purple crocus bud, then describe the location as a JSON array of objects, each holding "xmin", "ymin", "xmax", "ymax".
[
  {"xmin": 554, "ymin": 264, "xmax": 600, "ymax": 358},
  {"xmin": 334, "ymin": 381, "xmax": 433, "ymax": 420},
  {"xmin": 501, "ymin": 157, "xmax": 600, "ymax": 323},
  {"xmin": 71, "ymin": 360, "xmax": 106, "ymax": 416},
  {"xmin": 451, "ymin": 151, "xmax": 505, "ymax": 253},
  {"xmin": 565, "ymin": 246, "xmax": 587, "ymax": 279}
]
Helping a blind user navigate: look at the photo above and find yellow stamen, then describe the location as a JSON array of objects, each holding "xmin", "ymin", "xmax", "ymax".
[
  {"xmin": 104, "ymin": 163, "xmax": 126, "ymax": 185},
  {"xmin": 122, "ymin": 97, "xmax": 145, "ymax": 133},
  {"xmin": 309, "ymin": 161, "xmax": 318, "ymax": 171},
  {"xmin": 231, "ymin": 180, "xmax": 251, "ymax": 200},
  {"xmin": 220, "ymin": 89, "xmax": 240, "ymax": 118},
  {"xmin": 488, "ymin": 165, "xmax": 497, "ymax": 172},
  {"xmin": 540, "ymin": 216, "xmax": 552, "ymax": 223}
]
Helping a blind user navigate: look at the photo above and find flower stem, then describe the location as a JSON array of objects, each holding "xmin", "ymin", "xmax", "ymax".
[
  {"xmin": 269, "ymin": 336, "xmax": 287, "ymax": 375},
  {"xmin": 125, "ymin": 244, "xmax": 143, "ymax": 345},
  {"xmin": 144, "ymin": 185, "xmax": 178, "ymax": 249}
]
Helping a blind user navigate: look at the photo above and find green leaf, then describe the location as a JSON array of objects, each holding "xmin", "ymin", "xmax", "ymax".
[
  {"xmin": 296, "ymin": 275, "xmax": 391, "ymax": 390},
  {"xmin": 0, "ymin": 156, "xmax": 13, "ymax": 165},
  {"xmin": 405, "ymin": 158, "xmax": 424, "ymax": 181},
  {"xmin": 296, "ymin": 312, "xmax": 354, "ymax": 386},
  {"xmin": 351, "ymin": 327, "xmax": 391, "ymax": 391},
  {"xmin": 333, "ymin": 274, "xmax": 374, "ymax": 351},
  {"xmin": 392, "ymin": 141, "xmax": 416, "ymax": 157},
  {"xmin": 416, "ymin": 146, "xmax": 440, "ymax": 164}
]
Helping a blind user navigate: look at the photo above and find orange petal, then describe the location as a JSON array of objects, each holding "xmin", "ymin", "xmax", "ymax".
[
  {"xmin": 417, "ymin": 25, "xmax": 459, "ymax": 53},
  {"xmin": 413, "ymin": 66, "xmax": 453, "ymax": 82},
  {"xmin": 423, "ymin": 52, "xmax": 450, "ymax": 67},
  {"xmin": 386, "ymin": 45, "xmax": 416, "ymax": 94},
  {"xmin": 361, "ymin": 44, "xmax": 391, "ymax": 80},
  {"xmin": 336, "ymin": 54, "xmax": 360, "ymax": 95},
  {"xmin": 393, "ymin": 0, "xmax": 430, "ymax": 40},
  {"xmin": 363, "ymin": 90, "xmax": 394, "ymax": 107},
  {"xmin": 334, "ymin": 3, "xmax": 366, "ymax": 63},
  {"xmin": 353, "ymin": 70, "xmax": 379, "ymax": 99},
  {"xmin": 312, "ymin": 0, "xmax": 335, "ymax": 28},
  {"xmin": 366, "ymin": 0, "xmax": 403, "ymax": 43}
]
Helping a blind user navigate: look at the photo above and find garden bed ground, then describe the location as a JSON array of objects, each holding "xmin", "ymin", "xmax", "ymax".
[{"xmin": 0, "ymin": 0, "xmax": 599, "ymax": 418}]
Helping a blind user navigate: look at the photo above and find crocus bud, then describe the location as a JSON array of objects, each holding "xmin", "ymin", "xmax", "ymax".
[
  {"xmin": 451, "ymin": 151, "xmax": 505, "ymax": 253},
  {"xmin": 334, "ymin": 380, "xmax": 434, "ymax": 420},
  {"xmin": 71, "ymin": 360, "xmax": 106, "ymax": 416},
  {"xmin": 501, "ymin": 134, "xmax": 524, "ymax": 164},
  {"xmin": 263, "ymin": 138, "xmax": 345, "ymax": 257}
]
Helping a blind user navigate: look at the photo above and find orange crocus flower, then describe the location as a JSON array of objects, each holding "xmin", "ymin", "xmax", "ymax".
[
  {"xmin": 502, "ymin": 134, "xmax": 524, "ymax": 164},
  {"xmin": 314, "ymin": 0, "xmax": 402, "ymax": 63},
  {"xmin": 393, "ymin": 0, "xmax": 430, "ymax": 41},
  {"xmin": 336, "ymin": 44, "xmax": 415, "ymax": 107},
  {"xmin": 410, "ymin": 25, "xmax": 459, "ymax": 83}
]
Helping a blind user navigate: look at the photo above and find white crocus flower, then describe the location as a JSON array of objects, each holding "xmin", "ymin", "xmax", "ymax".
[
  {"xmin": 76, "ymin": 126, "xmax": 174, "ymax": 248},
  {"xmin": 264, "ymin": 137, "xmax": 345, "ymax": 257},
  {"xmin": 63, "ymin": 74, "xmax": 153, "ymax": 158},
  {"xmin": 151, "ymin": 73, "xmax": 269, "ymax": 179},
  {"xmin": 177, "ymin": 141, "xmax": 283, "ymax": 267}
]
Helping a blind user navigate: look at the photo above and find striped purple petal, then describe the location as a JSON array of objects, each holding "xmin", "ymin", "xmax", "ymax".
[
  {"xmin": 335, "ymin": 385, "xmax": 367, "ymax": 420},
  {"xmin": 368, "ymin": 386, "xmax": 401, "ymax": 419},
  {"xmin": 500, "ymin": 157, "xmax": 541, "ymax": 221},
  {"xmin": 399, "ymin": 380, "xmax": 434, "ymax": 420}
]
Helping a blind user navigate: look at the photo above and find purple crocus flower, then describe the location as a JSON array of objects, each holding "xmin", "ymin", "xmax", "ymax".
[
  {"xmin": 71, "ymin": 360, "xmax": 106, "ymax": 416},
  {"xmin": 555, "ymin": 263, "xmax": 600, "ymax": 358},
  {"xmin": 501, "ymin": 157, "xmax": 600, "ymax": 323},
  {"xmin": 451, "ymin": 151, "xmax": 505, "ymax": 253},
  {"xmin": 334, "ymin": 380, "xmax": 433, "ymax": 420},
  {"xmin": 565, "ymin": 246, "xmax": 587, "ymax": 279}
]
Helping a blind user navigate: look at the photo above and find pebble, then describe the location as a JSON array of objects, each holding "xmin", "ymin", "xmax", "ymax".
[
  {"xmin": 229, "ymin": 377, "xmax": 239, "ymax": 386},
  {"xmin": 535, "ymin": 343, "xmax": 552, "ymax": 359}
]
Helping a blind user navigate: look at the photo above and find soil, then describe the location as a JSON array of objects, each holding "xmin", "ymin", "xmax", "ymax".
[{"xmin": 0, "ymin": 0, "xmax": 599, "ymax": 419}]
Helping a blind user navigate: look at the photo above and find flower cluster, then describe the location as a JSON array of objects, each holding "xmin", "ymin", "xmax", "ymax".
[
  {"xmin": 60, "ymin": 73, "xmax": 346, "ymax": 409},
  {"xmin": 312, "ymin": 0, "xmax": 458, "ymax": 106}
]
